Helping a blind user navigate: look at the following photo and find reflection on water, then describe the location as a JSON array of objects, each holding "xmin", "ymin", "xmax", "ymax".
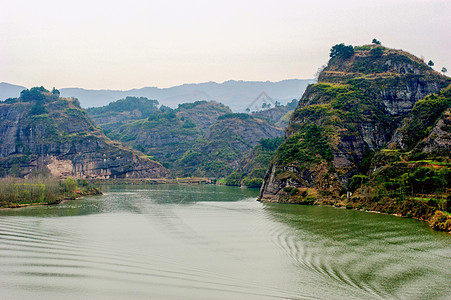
[
  {"xmin": 262, "ymin": 203, "xmax": 451, "ymax": 299},
  {"xmin": 0, "ymin": 184, "xmax": 449, "ymax": 299}
]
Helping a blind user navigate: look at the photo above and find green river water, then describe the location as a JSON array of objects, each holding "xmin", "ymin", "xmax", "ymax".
[{"xmin": 0, "ymin": 184, "xmax": 450, "ymax": 299}]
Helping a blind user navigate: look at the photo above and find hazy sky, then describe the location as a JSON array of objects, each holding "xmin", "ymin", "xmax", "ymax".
[{"xmin": 1, "ymin": 0, "xmax": 450, "ymax": 90}]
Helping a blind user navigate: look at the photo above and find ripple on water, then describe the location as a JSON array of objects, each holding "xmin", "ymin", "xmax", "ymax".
[
  {"xmin": 0, "ymin": 186, "xmax": 450, "ymax": 300},
  {"xmin": 262, "ymin": 203, "xmax": 451, "ymax": 299}
]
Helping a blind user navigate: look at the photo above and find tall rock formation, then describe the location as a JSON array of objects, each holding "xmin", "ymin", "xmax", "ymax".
[{"xmin": 260, "ymin": 44, "xmax": 450, "ymax": 202}]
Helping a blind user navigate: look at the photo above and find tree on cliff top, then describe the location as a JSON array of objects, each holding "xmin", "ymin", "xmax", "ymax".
[
  {"xmin": 330, "ymin": 43, "xmax": 354, "ymax": 60},
  {"xmin": 372, "ymin": 38, "xmax": 381, "ymax": 45}
]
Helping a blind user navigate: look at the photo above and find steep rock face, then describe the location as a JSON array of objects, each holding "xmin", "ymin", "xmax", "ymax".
[
  {"xmin": 174, "ymin": 114, "xmax": 284, "ymax": 177},
  {"xmin": 0, "ymin": 90, "xmax": 169, "ymax": 179},
  {"xmin": 343, "ymin": 86, "xmax": 451, "ymax": 229},
  {"xmin": 421, "ymin": 109, "xmax": 451, "ymax": 154},
  {"xmin": 260, "ymin": 45, "xmax": 450, "ymax": 202}
]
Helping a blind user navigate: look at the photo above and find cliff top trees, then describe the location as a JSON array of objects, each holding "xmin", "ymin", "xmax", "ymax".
[{"xmin": 330, "ymin": 43, "xmax": 354, "ymax": 60}]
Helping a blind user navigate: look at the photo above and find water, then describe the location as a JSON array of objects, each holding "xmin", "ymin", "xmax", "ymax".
[{"xmin": 0, "ymin": 184, "xmax": 449, "ymax": 299}]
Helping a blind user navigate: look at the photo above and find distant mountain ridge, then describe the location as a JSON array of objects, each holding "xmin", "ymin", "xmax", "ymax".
[
  {"xmin": 0, "ymin": 82, "xmax": 26, "ymax": 101},
  {"xmin": 0, "ymin": 80, "xmax": 314, "ymax": 112}
]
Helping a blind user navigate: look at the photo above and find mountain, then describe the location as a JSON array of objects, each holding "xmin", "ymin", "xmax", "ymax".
[
  {"xmin": 86, "ymin": 97, "xmax": 160, "ymax": 132},
  {"xmin": 0, "ymin": 87, "xmax": 169, "ymax": 179},
  {"xmin": 0, "ymin": 82, "xmax": 26, "ymax": 101},
  {"xmin": 102, "ymin": 101, "xmax": 232, "ymax": 168},
  {"xmin": 259, "ymin": 43, "xmax": 450, "ymax": 230},
  {"xmin": 173, "ymin": 113, "xmax": 284, "ymax": 177},
  {"xmin": 56, "ymin": 79, "xmax": 314, "ymax": 112},
  {"xmin": 90, "ymin": 98, "xmax": 285, "ymax": 177}
]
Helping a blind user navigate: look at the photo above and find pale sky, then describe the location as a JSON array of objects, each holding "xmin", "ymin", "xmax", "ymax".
[{"xmin": 1, "ymin": 0, "xmax": 450, "ymax": 90}]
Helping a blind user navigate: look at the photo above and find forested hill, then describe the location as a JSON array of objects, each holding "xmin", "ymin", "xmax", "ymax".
[{"xmin": 259, "ymin": 43, "xmax": 451, "ymax": 231}]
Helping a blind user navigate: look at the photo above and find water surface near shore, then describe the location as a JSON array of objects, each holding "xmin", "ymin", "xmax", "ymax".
[{"xmin": 0, "ymin": 184, "xmax": 450, "ymax": 299}]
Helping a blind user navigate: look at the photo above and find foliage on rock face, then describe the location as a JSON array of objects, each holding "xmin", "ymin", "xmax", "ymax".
[
  {"xmin": 396, "ymin": 85, "xmax": 451, "ymax": 150},
  {"xmin": 236, "ymin": 137, "xmax": 285, "ymax": 188},
  {"xmin": 276, "ymin": 125, "xmax": 333, "ymax": 164}
]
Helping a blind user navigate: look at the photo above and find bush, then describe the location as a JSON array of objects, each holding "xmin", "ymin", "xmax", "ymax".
[
  {"xmin": 370, "ymin": 47, "xmax": 383, "ymax": 58},
  {"xmin": 242, "ymin": 177, "xmax": 263, "ymax": 188},
  {"xmin": 225, "ymin": 172, "xmax": 242, "ymax": 186},
  {"xmin": 429, "ymin": 211, "xmax": 451, "ymax": 231},
  {"xmin": 64, "ymin": 177, "xmax": 77, "ymax": 193}
]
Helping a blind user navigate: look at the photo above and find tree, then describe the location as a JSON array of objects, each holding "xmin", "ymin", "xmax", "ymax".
[
  {"xmin": 51, "ymin": 87, "xmax": 60, "ymax": 96},
  {"xmin": 64, "ymin": 177, "xmax": 77, "ymax": 193},
  {"xmin": 442, "ymin": 67, "xmax": 447, "ymax": 74},
  {"xmin": 371, "ymin": 47, "xmax": 383, "ymax": 58},
  {"xmin": 20, "ymin": 87, "xmax": 47, "ymax": 102},
  {"xmin": 30, "ymin": 102, "xmax": 48, "ymax": 115},
  {"xmin": 428, "ymin": 60, "xmax": 434, "ymax": 67},
  {"xmin": 330, "ymin": 43, "xmax": 354, "ymax": 59},
  {"xmin": 372, "ymin": 38, "xmax": 381, "ymax": 45},
  {"xmin": 225, "ymin": 172, "xmax": 242, "ymax": 186}
]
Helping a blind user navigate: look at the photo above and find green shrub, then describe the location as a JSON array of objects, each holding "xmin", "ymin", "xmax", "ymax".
[
  {"xmin": 242, "ymin": 177, "xmax": 263, "ymax": 188},
  {"xmin": 225, "ymin": 172, "xmax": 242, "ymax": 186}
]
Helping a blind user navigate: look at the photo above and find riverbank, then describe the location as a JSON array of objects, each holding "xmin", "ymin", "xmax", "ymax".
[
  {"xmin": 90, "ymin": 177, "xmax": 217, "ymax": 185},
  {"xmin": 0, "ymin": 177, "xmax": 102, "ymax": 209},
  {"xmin": 259, "ymin": 194, "xmax": 451, "ymax": 233}
]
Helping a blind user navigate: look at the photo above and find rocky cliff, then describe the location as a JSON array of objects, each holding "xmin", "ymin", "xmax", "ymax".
[
  {"xmin": 260, "ymin": 44, "xmax": 450, "ymax": 203},
  {"xmin": 0, "ymin": 87, "xmax": 169, "ymax": 179}
]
